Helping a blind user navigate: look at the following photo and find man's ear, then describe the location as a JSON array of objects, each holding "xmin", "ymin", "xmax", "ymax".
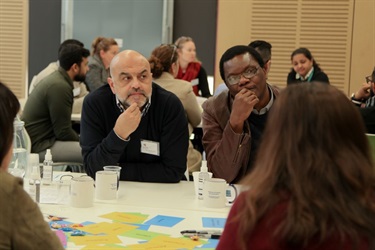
[
  {"xmin": 71, "ymin": 63, "xmax": 79, "ymax": 73},
  {"xmin": 108, "ymin": 77, "xmax": 118, "ymax": 95}
]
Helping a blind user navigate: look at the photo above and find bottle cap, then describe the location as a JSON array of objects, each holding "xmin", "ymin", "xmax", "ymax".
[
  {"xmin": 200, "ymin": 160, "xmax": 208, "ymax": 172},
  {"xmin": 45, "ymin": 149, "xmax": 52, "ymax": 161}
]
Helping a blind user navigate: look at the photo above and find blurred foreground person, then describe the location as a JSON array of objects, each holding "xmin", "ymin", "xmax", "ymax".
[
  {"xmin": 0, "ymin": 81, "xmax": 63, "ymax": 249},
  {"xmin": 217, "ymin": 82, "xmax": 375, "ymax": 250}
]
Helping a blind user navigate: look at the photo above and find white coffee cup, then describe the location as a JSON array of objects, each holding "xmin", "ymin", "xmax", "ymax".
[
  {"xmin": 192, "ymin": 171, "xmax": 213, "ymax": 198},
  {"xmin": 95, "ymin": 171, "xmax": 117, "ymax": 200},
  {"xmin": 203, "ymin": 178, "xmax": 227, "ymax": 208},
  {"xmin": 70, "ymin": 176, "xmax": 94, "ymax": 208}
]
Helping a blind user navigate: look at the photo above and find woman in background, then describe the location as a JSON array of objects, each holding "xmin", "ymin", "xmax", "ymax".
[
  {"xmin": 174, "ymin": 36, "xmax": 211, "ymax": 97},
  {"xmin": 287, "ymin": 47, "xmax": 329, "ymax": 85},
  {"xmin": 149, "ymin": 44, "xmax": 203, "ymax": 173},
  {"xmin": 0, "ymin": 81, "xmax": 64, "ymax": 249},
  {"xmin": 217, "ymin": 82, "xmax": 375, "ymax": 250},
  {"xmin": 85, "ymin": 36, "xmax": 119, "ymax": 91}
]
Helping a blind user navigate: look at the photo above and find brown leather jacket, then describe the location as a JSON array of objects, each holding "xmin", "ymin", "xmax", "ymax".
[{"xmin": 202, "ymin": 85, "xmax": 280, "ymax": 183}]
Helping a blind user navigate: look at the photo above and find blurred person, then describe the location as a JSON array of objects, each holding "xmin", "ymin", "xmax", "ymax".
[
  {"xmin": 85, "ymin": 36, "xmax": 119, "ymax": 92},
  {"xmin": 214, "ymin": 40, "xmax": 273, "ymax": 96},
  {"xmin": 22, "ymin": 44, "xmax": 90, "ymax": 163},
  {"xmin": 217, "ymin": 82, "xmax": 375, "ymax": 249},
  {"xmin": 149, "ymin": 44, "xmax": 202, "ymax": 173},
  {"xmin": 174, "ymin": 36, "xmax": 211, "ymax": 97},
  {"xmin": 351, "ymin": 67, "xmax": 375, "ymax": 133},
  {"xmin": 29, "ymin": 39, "xmax": 88, "ymax": 114},
  {"xmin": 287, "ymin": 47, "xmax": 329, "ymax": 84},
  {"xmin": 80, "ymin": 50, "xmax": 189, "ymax": 183},
  {"xmin": 202, "ymin": 45, "xmax": 280, "ymax": 183},
  {"xmin": 0, "ymin": 81, "xmax": 64, "ymax": 249}
]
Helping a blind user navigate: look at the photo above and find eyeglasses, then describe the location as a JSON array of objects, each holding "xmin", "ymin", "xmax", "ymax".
[
  {"xmin": 226, "ymin": 66, "xmax": 260, "ymax": 86},
  {"xmin": 169, "ymin": 44, "xmax": 177, "ymax": 65},
  {"xmin": 366, "ymin": 75, "xmax": 373, "ymax": 84}
]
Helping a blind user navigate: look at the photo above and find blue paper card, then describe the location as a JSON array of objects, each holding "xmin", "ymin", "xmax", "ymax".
[
  {"xmin": 202, "ymin": 217, "xmax": 226, "ymax": 228},
  {"xmin": 144, "ymin": 215, "xmax": 184, "ymax": 227}
]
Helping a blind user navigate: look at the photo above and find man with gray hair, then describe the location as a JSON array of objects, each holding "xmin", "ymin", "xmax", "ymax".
[{"xmin": 80, "ymin": 50, "xmax": 188, "ymax": 183}]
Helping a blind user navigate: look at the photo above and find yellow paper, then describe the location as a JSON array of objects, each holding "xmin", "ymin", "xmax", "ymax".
[
  {"xmin": 82, "ymin": 244, "xmax": 124, "ymax": 249},
  {"xmin": 70, "ymin": 235, "xmax": 122, "ymax": 246},
  {"xmin": 80, "ymin": 222, "xmax": 137, "ymax": 235},
  {"xmin": 125, "ymin": 235, "xmax": 203, "ymax": 249},
  {"xmin": 100, "ymin": 212, "xmax": 148, "ymax": 224}
]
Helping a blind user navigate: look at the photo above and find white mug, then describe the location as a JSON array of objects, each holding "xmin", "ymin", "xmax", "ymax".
[
  {"xmin": 95, "ymin": 171, "xmax": 117, "ymax": 200},
  {"xmin": 203, "ymin": 178, "xmax": 227, "ymax": 208},
  {"xmin": 70, "ymin": 176, "xmax": 94, "ymax": 208}
]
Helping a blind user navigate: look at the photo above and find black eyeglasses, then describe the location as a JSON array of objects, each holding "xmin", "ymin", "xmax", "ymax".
[
  {"xmin": 366, "ymin": 75, "xmax": 373, "ymax": 84},
  {"xmin": 227, "ymin": 66, "xmax": 260, "ymax": 86}
]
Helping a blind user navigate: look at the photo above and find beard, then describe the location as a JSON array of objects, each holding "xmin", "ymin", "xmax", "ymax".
[
  {"xmin": 118, "ymin": 90, "xmax": 150, "ymax": 110},
  {"xmin": 74, "ymin": 72, "xmax": 86, "ymax": 82}
]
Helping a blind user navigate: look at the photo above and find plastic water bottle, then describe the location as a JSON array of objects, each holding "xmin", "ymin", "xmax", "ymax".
[
  {"xmin": 42, "ymin": 149, "xmax": 53, "ymax": 185},
  {"xmin": 198, "ymin": 160, "xmax": 210, "ymax": 200},
  {"xmin": 8, "ymin": 118, "xmax": 28, "ymax": 178}
]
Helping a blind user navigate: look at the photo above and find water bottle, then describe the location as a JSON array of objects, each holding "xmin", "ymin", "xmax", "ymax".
[
  {"xmin": 8, "ymin": 117, "xmax": 28, "ymax": 178},
  {"xmin": 42, "ymin": 149, "xmax": 53, "ymax": 185}
]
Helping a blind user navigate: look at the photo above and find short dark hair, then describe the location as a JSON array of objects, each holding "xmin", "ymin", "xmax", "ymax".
[
  {"xmin": 372, "ymin": 67, "xmax": 375, "ymax": 82},
  {"xmin": 58, "ymin": 39, "xmax": 84, "ymax": 54},
  {"xmin": 290, "ymin": 47, "xmax": 321, "ymax": 71},
  {"xmin": 219, "ymin": 45, "xmax": 264, "ymax": 82},
  {"xmin": 58, "ymin": 44, "xmax": 90, "ymax": 70},
  {"xmin": 0, "ymin": 81, "xmax": 20, "ymax": 163},
  {"xmin": 248, "ymin": 40, "xmax": 272, "ymax": 63}
]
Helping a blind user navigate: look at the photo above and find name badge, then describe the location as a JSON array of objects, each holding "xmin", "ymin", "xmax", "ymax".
[
  {"xmin": 191, "ymin": 78, "xmax": 199, "ymax": 86},
  {"xmin": 140, "ymin": 140, "xmax": 160, "ymax": 156}
]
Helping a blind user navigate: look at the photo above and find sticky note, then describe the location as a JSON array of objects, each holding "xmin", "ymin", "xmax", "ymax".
[
  {"xmin": 144, "ymin": 215, "xmax": 184, "ymax": 227},
  {"xmin": 120, "ymin": 229, "xmax": 168, "ymax": 240},
  {"xmin": 202, "ymin": 217, "xmax": 226, "ymax": 228},
  {"xmin": 100, "ymin": 212, "xmax": 148, "ymax": 224}
]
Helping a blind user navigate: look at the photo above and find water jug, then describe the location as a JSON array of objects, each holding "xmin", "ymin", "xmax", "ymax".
[{"xmin": 8, "ymin": 117, "xmax": 29, "ymax": 178}]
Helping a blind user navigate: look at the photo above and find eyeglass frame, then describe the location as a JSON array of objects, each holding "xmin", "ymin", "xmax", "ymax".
[
  {"xmin": 365, "ymin": 75, "xmax": 373, "ymax": 84},
  {"xmin": 226, "ymin": 66, "xmax": 261, "ymax": 86}
]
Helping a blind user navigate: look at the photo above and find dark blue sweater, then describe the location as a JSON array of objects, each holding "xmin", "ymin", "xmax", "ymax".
[{"xmin": 80, "ymin": 83, "xmax": 188, "ymax": 183}]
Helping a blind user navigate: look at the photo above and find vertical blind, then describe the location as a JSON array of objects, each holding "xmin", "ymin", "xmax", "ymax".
[
  {"xmin": 0, "ymin": 0, "xmax": 28, "ymax": 98},
  {"xmin": 249, "ymin": 0, "xmax": 353, "ymax": 92}
]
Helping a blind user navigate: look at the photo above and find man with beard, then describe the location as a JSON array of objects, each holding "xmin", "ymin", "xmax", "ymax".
[
  {"xmin": 80, "ymin": 50, "xmax": 188, "ymax": 183},
  {"xmin": 202, "ymin": 45, "xmax": 280, "ymax": 183},
  {"xmin": 29, "ymin": 39, "xmax": 89, "ymax": 114},
  {"xmin": 22, "ymin": 44, "xmax": 89, "ymax": 163}
]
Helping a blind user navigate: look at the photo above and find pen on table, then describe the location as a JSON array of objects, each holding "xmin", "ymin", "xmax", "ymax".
[{"xmin": 180, "ymin": 230, "xmax": 222, "ymax": 239}]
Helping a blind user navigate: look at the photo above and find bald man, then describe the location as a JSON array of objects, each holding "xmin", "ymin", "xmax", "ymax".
[{"xmin": 80, "ymin": 50, "xmax": 189, "ymax": 183}]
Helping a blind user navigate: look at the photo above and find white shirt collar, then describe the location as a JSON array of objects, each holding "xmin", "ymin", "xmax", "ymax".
[{"xmin": 252, "ymin": 85, "xmax": 274, "ymax": 115}]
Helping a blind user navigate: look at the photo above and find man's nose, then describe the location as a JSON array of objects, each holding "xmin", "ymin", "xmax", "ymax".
[
  {"xmin": 238, "ymin": 74, "xmax": 249, "ymax": 86},
  {"xmin": 131, "ymin": 78, "xmax": 141, "ymax": 89}
]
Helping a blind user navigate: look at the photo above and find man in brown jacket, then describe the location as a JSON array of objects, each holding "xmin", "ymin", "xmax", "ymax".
[{"xmin": 202, "ymin": 45, "xmax": 280, "ymax": 183}]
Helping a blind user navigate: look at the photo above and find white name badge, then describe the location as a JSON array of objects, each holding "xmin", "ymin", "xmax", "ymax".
[
  {"xmin": 140, "ymin": 139, "xmax": 160, "ymax": 156},
  {"xmin": 191, "ymin": 78, "xmax": 199, "ymax": 86}
]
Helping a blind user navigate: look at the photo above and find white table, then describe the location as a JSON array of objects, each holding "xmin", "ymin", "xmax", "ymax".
[{"xmin": 38, "ymin": 174, "xmax": 230, "ymax": 249}]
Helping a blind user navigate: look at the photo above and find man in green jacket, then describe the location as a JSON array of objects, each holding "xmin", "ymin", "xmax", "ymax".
[{"xmin": 22, "ymin": 44, "xmax": 89, "ymax": 163}]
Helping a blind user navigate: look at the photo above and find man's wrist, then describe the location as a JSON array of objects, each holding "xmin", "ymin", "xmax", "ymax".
[
  {"xmin": 351, "ymin": 93, "xmax": 364, "ymax": 106},
  {"xmin": 114, "ymin": 130, "xmax": 130, "ymax": 141}
]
